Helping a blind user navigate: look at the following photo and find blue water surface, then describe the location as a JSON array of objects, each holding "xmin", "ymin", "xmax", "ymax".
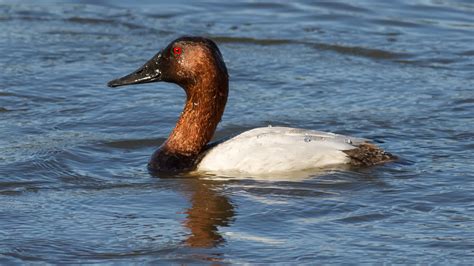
[{"xmin": 1, "ymin": 0, "xmax": 473, "ymax": 263}]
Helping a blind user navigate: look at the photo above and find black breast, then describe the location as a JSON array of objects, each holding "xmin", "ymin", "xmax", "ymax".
[{"xmin": 147, "ymin": 137, "xmax": 230, "ymax": 175}]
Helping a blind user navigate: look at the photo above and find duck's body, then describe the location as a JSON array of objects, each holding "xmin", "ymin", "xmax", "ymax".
[
  {"xmin": 197, "ymin": 126, "xmax": 365, "ymax": 174},
  {"xmin": 108, "ymin": 36, "xmax": 395, "ymax": 176}
]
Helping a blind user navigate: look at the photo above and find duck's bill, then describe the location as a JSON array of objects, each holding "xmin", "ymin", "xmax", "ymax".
[{"xmin": 107, "ymin": 56, "xmax": 162, "ymax": 88}]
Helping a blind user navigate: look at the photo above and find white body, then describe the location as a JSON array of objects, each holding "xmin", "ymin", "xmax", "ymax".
[{"xmin": 196, "ymin": 126, "xmax": 368, "ymax": 175}]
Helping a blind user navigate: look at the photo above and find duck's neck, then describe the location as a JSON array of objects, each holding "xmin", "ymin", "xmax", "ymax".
[
  {"xmin": 149, "ymin": 77, "xmax": 228, "ymax": 172},
  {"xmin": 166, "ymin": 81, "xmax": 228, "ymax": 155}
]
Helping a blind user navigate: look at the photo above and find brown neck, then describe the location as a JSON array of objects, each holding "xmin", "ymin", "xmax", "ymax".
[
  {"xmin": 149, "ymin": 74, "xmax": 228, "ymax": 173},
  {"xmin": 166, "ymin": 79, "xmax": 228, "ymax": 155}
]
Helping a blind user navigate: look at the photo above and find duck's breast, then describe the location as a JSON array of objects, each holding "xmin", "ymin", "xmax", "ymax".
[{"xmin": 196, "ymin": 126, "xmax": 368, "ymax": 174}]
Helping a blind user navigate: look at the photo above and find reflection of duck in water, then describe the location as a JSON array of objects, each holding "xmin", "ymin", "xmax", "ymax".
[
  {"xmin": 182, "ymin": 179, "xmax": 234, "ymax": 248},
  {"xmin": 108, "ymin": 36, "xmax": 395, "ymax": 177}
]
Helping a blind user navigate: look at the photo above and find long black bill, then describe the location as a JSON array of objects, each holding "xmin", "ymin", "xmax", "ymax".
[{"xmin": 107, "ymin": 53, "xmax": 163, "ymax": 88}]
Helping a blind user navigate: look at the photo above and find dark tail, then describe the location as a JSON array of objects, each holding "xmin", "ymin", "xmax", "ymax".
[{"xmin": 343, "ymin": 143, "xmax": 397, "ymax": 167}]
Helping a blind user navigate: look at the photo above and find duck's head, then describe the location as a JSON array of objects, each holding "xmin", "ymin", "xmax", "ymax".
[{"xmin": 107, "ymin": 36, "xmax": 228, "ymax": 90}]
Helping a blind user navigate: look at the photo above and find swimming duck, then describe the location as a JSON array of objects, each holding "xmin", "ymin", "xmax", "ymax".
[{"xmin": 108, "ymin": 36, "xmax": 395, "ymax": 175}]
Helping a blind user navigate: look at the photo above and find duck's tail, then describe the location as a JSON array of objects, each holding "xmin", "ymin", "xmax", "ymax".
[{"xmin": 343, "ymin": 143, "xmax": 397, "ymax": 167}]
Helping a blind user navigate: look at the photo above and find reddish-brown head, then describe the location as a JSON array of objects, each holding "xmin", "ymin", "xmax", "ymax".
[{"xmin": 107, "ymin": 36, "xmax": 229, "ymax": 96}]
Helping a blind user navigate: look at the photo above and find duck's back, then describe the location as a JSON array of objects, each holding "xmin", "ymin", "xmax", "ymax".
[{"xmin": 196, "ymin": 126, "xmax": 372, "ymax": 174}]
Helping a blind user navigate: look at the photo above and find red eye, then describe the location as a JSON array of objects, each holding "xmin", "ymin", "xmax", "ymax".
[{"xmin": 173, "ymin": 47, "xmax": 182, "ymax": 56}]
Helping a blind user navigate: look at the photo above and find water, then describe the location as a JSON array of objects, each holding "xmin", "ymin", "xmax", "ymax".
[{"xmin": 1, "ymin": 0, "xmax": 473, "ymax": 263}]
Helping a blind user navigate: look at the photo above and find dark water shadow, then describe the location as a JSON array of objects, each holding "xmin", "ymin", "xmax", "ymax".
[
  {"xmin": 164, "ymin": 176, "xmax": 235, "ymax": 249},
  {"xmin": 183, "ymin": 179, "xmax": 234, "ymax": 248},
  {"xmin": 211, "ymin": 35, "xmax": 411, "ymax": 61}
]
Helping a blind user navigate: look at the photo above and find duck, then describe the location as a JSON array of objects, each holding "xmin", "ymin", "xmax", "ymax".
[{"xmin": 107, "ymin": 36, "xmax": 395, "ymax": 175}]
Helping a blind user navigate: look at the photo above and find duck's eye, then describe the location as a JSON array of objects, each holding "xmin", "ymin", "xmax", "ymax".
[{"xmin": 173, "ymin": 47, "xmax": 182, "ymax": 57}]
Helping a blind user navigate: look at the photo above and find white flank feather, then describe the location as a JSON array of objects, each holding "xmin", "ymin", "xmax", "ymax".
[{"xmin": 196, "ymin": 126, "xmax": 367, "ymax": 175}]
